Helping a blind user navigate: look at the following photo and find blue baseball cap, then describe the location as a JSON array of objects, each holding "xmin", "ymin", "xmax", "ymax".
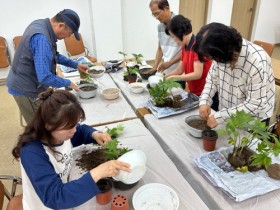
[{"xmin": 59, "ymin": 9, "xmax": 80, "ymax": 40}]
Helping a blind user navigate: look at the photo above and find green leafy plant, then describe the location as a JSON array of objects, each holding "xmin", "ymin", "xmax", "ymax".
[
  {"xmin": 125, "ymin": 67, "xmax": 139, "ymax": 76},
  {"xmin": 218, "ymin": 110, "xmax": 280, "ymax": 169},
  {"xmin": 149, "ymin": 78, "xmax": 181, "ymax": 106},
  {"xmin": 103, "ymin": 124, "xmax": 131, "ymax": 160},
  {"xmin": 105, "ymin": 124, "xmax": 124, "ymax": 139},
  {"xmin": 103, "ymin": 139, "xmax": 132, "ymax": 160},
  {"xmin": 132, "ymin": 53, "xmax": 143, "ymax": 65}
]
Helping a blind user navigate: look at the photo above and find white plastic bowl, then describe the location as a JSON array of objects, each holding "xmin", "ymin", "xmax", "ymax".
[
  {"xmin": 185, "ymin": 115, "xmax": 209, "ymax": 138},
  {"xmin": 128, "ymin": 82, "xmax": 146, "ymax": 94},
  {"xmin": 77, "ymin": 83, "xmax": 98, "ymax": 99},
  {"xmin": 113, "ymin": 150, "xmax": 146, "ymax": 184},
  {"xmin": 101, "ymin": 87, "xmax": 120, "ymax": 100},
  {"xmin": 167, "ymin": 87, "xmax": 184, "ymax": 96},
  {"xmin": 87, "ymin": 66, "xmax": 105, "ymax": 78}
]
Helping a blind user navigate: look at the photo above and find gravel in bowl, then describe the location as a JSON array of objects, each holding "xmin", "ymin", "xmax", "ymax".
[{"xmin": 101, "ymin": 88, "xmax": 120, "ymax": 100}]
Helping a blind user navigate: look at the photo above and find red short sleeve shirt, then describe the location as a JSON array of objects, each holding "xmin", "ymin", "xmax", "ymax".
[{"xmin": 182, "ymin": 35, "xmax": 212, "ymax": 95}]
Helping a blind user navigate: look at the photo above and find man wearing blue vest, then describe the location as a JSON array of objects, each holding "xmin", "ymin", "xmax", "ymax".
[{"xmin": 7, "ymin": 9, "xmax": 89, "ymax": 124}]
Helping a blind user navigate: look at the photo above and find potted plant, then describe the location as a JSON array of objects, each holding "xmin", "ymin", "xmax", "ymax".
[
  {"xmin": 118, "ymin": 51, "xmax": 127, "ymax": 67},
  {"xmin": 76, "ymin": 124, "xmax": 141, "ymax": 189},
  {"xmin": 218, "ymin": 110, "xmax": 280, "ymax": 172},
  {"xmin": 149, "ymin": 78, "xmax": 183, "ymax": 108},
  {"xmin": 125, "ymin": 67, "xmax": 139, "ymax": 83}
]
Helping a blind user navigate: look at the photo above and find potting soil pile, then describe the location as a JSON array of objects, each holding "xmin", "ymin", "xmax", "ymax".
[{"xmin": 145, "ymin": 92, "xmax": 199, "ymax": 118}]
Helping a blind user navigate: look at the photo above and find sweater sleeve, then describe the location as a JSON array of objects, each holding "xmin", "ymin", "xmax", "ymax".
[
  {"xmin": 21, "ymin": 142, "xmax": 100, "ymax": 209},
  {"xmin": 71, "ymin": 124, "xmax": 97, "ymax": 147}
]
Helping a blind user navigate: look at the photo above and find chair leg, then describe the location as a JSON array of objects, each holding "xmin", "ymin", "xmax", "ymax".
[{"xmin": 6, "ymin": 194, "xmax": 23, "ymax": 210}]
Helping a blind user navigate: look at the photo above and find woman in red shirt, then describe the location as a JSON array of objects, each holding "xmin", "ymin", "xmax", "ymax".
[{"xmin": 165, "ymin": 15, "xmax": 212, "ymax": 96}]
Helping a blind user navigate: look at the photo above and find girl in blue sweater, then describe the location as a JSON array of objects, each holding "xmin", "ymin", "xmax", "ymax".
[{"xmin": 12, "ymin": 88, "xmax": 130, "ymax": 210}]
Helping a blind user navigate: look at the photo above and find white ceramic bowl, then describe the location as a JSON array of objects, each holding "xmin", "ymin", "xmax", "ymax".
[
  {"xmin": 113, "ymin": 150, "xmax": 146, "ymax": 184},
  {"xmin": 185, "ymin": 115, "xmax": 209, "ymax": 138},
  {"xmin": 77, "ymin": 83, "xmax": 98, "ymax": 99},
  {"xmin": 101, "ymin": 87, "xmax": 120, "ymax": 100},
  {"xmin": 128, "ymin": 82, "xmax": 146, "ymax": 94},
  {"xmin": 87, "ymin": 66, "xmax": 105, "ymax": 78}
]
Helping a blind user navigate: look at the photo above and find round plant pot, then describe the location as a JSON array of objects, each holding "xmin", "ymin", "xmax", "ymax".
[
  {"xmin": 127, "ymin": 74, "xmax": 137, "ymax": 84},
  {"xmin": 111, "ymin": 194, "xmax": 129, "ymax": 210},
  {"xmin": 202, "ymin": 130, "xmax": 218, "ymax": 151},
  {"xmin": 110, "ymin": 178, "xmax": 139, "ymax": 190},
  {"xmin": 96, "ymin": 178, "xmax": 113, "ymax": 205}
]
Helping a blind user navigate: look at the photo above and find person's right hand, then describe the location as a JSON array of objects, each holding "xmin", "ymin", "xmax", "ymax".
[
  {"xmin": 199, "ymin": 104, "xmax": 211, "ymax": 121},
  {"xmin": 146, "ymin": 68, "xmax": 157, "ymax": 74},
  {"xmin": 68, "ymin": 81, "xmax": 81, "ymax": 92},
  {"xmin": 90, "ymin": 160, "xmax": 130, "ymax": 182}
]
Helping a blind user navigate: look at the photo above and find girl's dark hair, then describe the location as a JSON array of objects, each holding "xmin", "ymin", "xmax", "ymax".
[
  {"xmin": 149, "ymin": 0, "xmax": 169, "ymax": 10},
  {"xmin": 193, "ymin": 22, "xmax": 242, "ymax": 63},
  {"xmin": 165, "ymin": 15, "xmax": 192, "ymax": 41},
  {"xmin": 12, "ymin": 88, "xmax": 85, "ymax": 160}
]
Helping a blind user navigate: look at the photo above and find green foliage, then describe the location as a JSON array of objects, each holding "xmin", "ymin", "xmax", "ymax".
[
  {"xmin": 82, "ymin": 62, "xmax": 95, "ymax": 67},
  {"xmin": 218, "ymin": 110, "xmax": 280, "ymax": 169},
  {"xmin": 118, "ymin": 51, "xmax": 127, "ymax": 57},
  {"xmin": 126, "ymin": 67, "xmax": 139, "ymax": 75},
  {"xmin": 103, "ymin": 139, "xmax": 132, "ymax": 160},
  {"xmin": 105, "ymin": 124, "xmax": 124, "ymax": 139},
  {"xmin": 132, "ymin": 53, "xmax": 143, "ymax": 65},
  {"xmin": 149, "ymin": 78, "xmax": 181, "ymax": 105}
]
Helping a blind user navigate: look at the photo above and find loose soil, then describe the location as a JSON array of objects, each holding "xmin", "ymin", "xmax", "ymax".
[
  {"xmin": 88, "ymin": 69, "xmax": 104, "ymax": 74},
  {"xmin": 76, "ymin": 149, "xmax": 108, "ymax": 171},
  {"xmin": 227, "ymin": 147, "xmax": 264, "ymax": 172},
  {"xmin": 202, "ymin": 130, "xmax": 217, "ymax": 138},
  {"xmin": 96, "ymin": 179, "xmax": 112, "ymax": 192},
  {"xmin": 187, "ymin": 119, "xmax": 210, "ymax": 130},
  {"xmin": 80, "ymin": 86, "xmax": 97, "ymax": 91}
]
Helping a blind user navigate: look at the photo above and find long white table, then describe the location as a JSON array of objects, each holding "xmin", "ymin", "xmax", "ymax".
[
  {"xmin": 65, "ymin": 66, "xmax": 280, "ymax": 209},
  {"xmin": 68, "ymin": 73, "xmax": 137, "ymax": 126},
  {"xmin": 69, "ymin": 119, "xmax": 209, "ymax": 210},
  {"xmin": 143, "ymin": 109, "xmax": 280, "ymax": 210},
  {"xmin": 109, "ymin": 70, "xmax": 150, "ymax": 111}
]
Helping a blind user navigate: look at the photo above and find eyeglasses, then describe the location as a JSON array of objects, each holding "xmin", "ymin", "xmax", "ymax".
[{"xmin": 152, "ymin": 10, "xmax": 163, "ymax": 17}]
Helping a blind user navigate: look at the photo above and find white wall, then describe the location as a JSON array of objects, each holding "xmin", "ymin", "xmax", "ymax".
[
  {"xmin": 206, "ymin": 0, "xmax": 280, "ymax": 43},
  {"xmin": 252, "ymin": 0, "xmax": 280, "ymax": 43},
  {"xmin": 0, "ymin": 0, "xmax": 279, "ymax": 66},
  {"xmin": 207, "ymin": 0, "xmax": 233, "ymax": 25}
]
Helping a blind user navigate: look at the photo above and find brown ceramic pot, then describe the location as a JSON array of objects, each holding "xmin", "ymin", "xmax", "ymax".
[
  {"xmin": 202, "ymin": 130, "xmax": 218, "ymax": 151},
  {"xmin": 96, "ymin": 178, "xmax": 113, "ymax": 205},
  {"xmin": 111, "ymin": 194, "xmax": 129, "ymax": 210}
]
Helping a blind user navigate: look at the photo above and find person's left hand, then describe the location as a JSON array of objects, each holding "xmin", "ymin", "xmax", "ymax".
[
  {"xmin": 77, "ymin": 63, "xmax": 90, "ymax": 73},
  {"xmin": 158, "ymin": 61, "xmax": 172, "ymax": 71},
  {"xmin": 207, "ymin": 114, "xmax": 218, "ymax": 128},
  {"xmin": 93, "ymin": 132, "xmax": 111, "ymax": 145}
]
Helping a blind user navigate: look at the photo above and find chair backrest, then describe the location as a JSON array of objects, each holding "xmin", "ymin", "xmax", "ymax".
[
  {"xmin": 253, "ymin": 40, "xmax": 275, "ymax": 57},
  {"xmin": 0, "ymin": 36, "xmax": 10, "ymax": 68},
  {"xmin": 64, "ymin": 33, "xmax": 85, "ymax": 57},
  {"xmin": 13, "ymin": 36, "xmax": 22, "ymax": 50}
]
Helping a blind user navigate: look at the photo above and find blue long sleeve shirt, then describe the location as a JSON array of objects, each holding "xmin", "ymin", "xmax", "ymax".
[
  {"xmin": 20, "ymin": 124, "xmax": 101, "ymax": 209},
  {"xmin": 9, "ymin": 34, "xmax": 78, "ymax": 96}
]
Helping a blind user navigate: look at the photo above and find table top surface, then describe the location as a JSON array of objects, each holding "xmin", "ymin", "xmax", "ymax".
[
  {"xmin": 58, "ymin": 61, "xmax": 280, "ymax": 209},
  {"xmin": 70, "ymin": 119, "xmax": 208, "ymax": 210}
]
